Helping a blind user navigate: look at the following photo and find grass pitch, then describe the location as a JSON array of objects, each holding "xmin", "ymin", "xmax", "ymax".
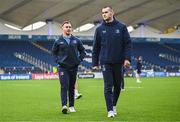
[{"xmin": 0, "ymin": 77, "xmax": 180, "ymax": 121}]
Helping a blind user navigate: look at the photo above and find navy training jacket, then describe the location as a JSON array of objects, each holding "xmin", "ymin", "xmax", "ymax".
[
  {"xmin": 52, "ymin": 35, "xmax": 86, "ymax": 68},
  {"xmin": 92, "ymin": 18, "xmax": 131, "ymax": 66}
]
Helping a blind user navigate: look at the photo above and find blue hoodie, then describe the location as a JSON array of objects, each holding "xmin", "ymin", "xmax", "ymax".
[{"xmin": 92, "ymin": 18, "xmax": 131, "ymax": 66}]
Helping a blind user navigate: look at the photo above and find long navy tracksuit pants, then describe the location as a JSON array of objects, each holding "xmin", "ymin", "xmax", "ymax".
[
  {"xmin": 101, "ymin": 63, "xmax": 123, "ymax": 112},
  {"xmin": 58, "ymin": 66, "xmax": 77, "ymax": 107}
]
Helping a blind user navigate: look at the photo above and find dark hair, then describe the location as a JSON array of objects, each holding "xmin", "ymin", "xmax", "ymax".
[{"xmin": 62, "ymin": 20, "xmax": 71, "ymax": 27}]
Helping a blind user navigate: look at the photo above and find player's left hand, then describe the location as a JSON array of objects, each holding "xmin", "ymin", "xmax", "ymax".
[{"xmin": 124, "ymin": 60, "xmax": 130, "ymax": 68}]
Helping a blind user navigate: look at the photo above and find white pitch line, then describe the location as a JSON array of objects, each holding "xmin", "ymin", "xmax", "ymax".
[
  {"xmin": 88, "ymin": 86, "xmax": 143, "ymax": 89},
  {"xmin": 126, "ymin": 86, "xmax": 143, "ymax": 89}
]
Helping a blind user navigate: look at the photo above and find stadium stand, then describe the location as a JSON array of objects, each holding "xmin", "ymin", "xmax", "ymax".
[{"xmin": 0, "ymin": 38, "xmax": 179, "ymax": 74}]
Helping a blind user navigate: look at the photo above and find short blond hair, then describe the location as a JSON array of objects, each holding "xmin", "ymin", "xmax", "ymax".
[
  {"xmin": 102, "ymin": 6, "xmax": 113, "ymax": 10},
  {"xmin": 62, "ymin": 20, "xmax": 71, "ymax": 27}
]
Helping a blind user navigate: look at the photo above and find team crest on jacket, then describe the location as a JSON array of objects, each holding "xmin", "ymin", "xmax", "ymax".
[{"xmin": 116, "ymin": 29, "xmax": 120, "ymax": 34}]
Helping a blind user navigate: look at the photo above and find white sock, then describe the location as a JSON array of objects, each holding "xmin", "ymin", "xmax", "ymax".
[{"xmin": 75, "ymin": 89, "xmax": 78, "ymax": 95}]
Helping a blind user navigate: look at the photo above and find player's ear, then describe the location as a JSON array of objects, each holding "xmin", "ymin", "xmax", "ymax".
[{"xmin": 111, "ymin": 9, "xmax": 114, "ymax": 15}]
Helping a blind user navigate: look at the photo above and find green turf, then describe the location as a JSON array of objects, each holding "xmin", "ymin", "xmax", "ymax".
[{"xmin": 0, "ymin": 77, "xmax": 180, "ymax": 121}]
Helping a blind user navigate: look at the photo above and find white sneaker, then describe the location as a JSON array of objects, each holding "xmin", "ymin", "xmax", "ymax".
[
  {"xmin": 69, "ymin": 107, "xmax": 76, "ymax": 112},
  {"xmin": 113, "ymin": 106, "xmax": 117, "ymax": 116},
  {"xmin": 137, "ymin": 80, "xmax": 141, "ymax": 83},
  {"xmin": 62, "ymin": 105, "xmax": 68, "ymax": 114},
  {"xmin": 121, "ymin": 88, "xmax": 125, "ymax": 91},
  {"xmin": 107, "ymin": 110, "xmax": 114, "ymax": 118},
  {"xmin": 75, "ymin": 93, "xmax": 82, "ymax": 99}
]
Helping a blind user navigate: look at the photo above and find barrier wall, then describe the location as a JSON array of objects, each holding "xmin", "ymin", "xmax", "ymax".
[
  {"xmin": 0, "ymin": 74, "xmax": 31, "ymax": 80},
  {"xmin": 31, "ymin": 73, "xmax": 58, "ymax": 80},
  {"xmin": 0, "ymin": 72, "xmax": 179, "ymax": 80}
]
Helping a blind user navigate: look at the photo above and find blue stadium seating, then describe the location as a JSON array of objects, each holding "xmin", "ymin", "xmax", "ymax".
[{"xmin": 0, "ymin": 39, "xmax": 179, "ymax": 73}]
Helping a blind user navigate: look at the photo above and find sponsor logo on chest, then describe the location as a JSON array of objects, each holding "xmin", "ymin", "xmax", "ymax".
[
  {"xmin": 102, "ymin": 30, "xmax": 106, "ymax": 34},
  {"xmin": 60, "ymin": 41, "xmax": 64, "ymax": 44},
  {"xmin": 102, "ymin": 29, "xmax": 120, "ymax": 34}
]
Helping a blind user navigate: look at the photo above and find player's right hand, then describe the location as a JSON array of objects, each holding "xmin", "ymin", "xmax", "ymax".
[{"xmin": 124, "ymin": 60, "xmax": 130, "ymax": 68}]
